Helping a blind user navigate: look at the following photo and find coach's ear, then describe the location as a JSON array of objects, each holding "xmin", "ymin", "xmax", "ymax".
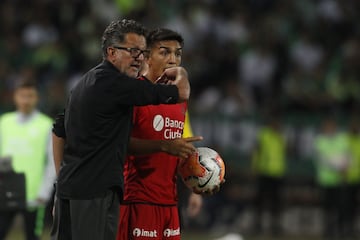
[{"xmin": 106, "ymin": 47, "xmax": 117, "ymax": 64}]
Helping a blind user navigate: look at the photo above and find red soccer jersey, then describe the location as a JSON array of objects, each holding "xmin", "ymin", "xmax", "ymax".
[{"xmin": 123, "ymin": 78, "xmax": 187, "ymax": 205}]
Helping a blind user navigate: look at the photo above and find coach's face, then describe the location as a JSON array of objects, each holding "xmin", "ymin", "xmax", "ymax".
[{"xmin": 107, "ymin": 33, "xmax": 147, "ymax": 78}]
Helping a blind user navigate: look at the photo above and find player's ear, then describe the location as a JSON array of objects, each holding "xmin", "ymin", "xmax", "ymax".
[{"xmin": 145, "ymin": 54, "xmax": 152, "ymax": 66}]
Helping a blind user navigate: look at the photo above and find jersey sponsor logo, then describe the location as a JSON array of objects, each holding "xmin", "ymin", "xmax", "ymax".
[
  {"xmin": 163, "ymin": 228, "xmax": 180, "ymax": 237},
  {"xmin": 165, "ymin": 117, "xmax": 184, "ymax": 129},
  {"xmin": 133, "ymin": 228, "xmax": 158, "ymax": 238},
  {"xmin": 164, "ymin": 128, "xmax": 182, "ymax": 139},
  {"xmin": 153, "ymin": 115, "xmax": 165, "ymax": 131},
  {"xmin": 152, "ymin": 115, "xmax": 184, "ymax": 139}
]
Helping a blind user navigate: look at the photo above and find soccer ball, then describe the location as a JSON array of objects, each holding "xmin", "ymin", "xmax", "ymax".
[{"xmin": 178, "ymin": 147, "xmax": 225, "ymax": 194}]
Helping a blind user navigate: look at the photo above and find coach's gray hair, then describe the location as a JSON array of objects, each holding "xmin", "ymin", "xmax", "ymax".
[{"xmin": 101, "ymin": 19, "xmax": 147, "ymax": 59}]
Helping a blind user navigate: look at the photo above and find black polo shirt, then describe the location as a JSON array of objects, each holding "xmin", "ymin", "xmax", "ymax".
[{"xmin": 56, "ymin": 60, "xmax": 179, "ymax": 199}]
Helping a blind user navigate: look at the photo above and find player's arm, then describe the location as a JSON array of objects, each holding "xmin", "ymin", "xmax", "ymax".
[
  {"xmin": 128, "ymin": 136, "xmax": 202, "ymax": 159},
  {"xmin": 186, "ymin": 192, "xmax": 203, "ymax": 217},
  {"xmin": 157, "ymin": 67, "xmax": 190, "ymax": 103},
  {"xmin": 52, "ymin": 110, "xmax": 66, "ymax": 176},
  {"xmin": 52, "ymin": 134, "xmax": 64, "ymax": 176},
  {"xmin": 37, "ymin": 131, "xmax": 57, "ymax": 205},
  {"xmin": 114, "ymin": 67, "xmax": 190, "ymax": 106}
]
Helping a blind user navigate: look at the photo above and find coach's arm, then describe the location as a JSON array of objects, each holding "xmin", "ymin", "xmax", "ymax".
[{"xmin": 52, "ymin": 110, "xmax": 66, "ymax": 176}]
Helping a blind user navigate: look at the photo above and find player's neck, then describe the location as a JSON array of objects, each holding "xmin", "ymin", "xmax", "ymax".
[{"xmin": 143, "ymin": 72, "xmax": 157, "ymax": 83}]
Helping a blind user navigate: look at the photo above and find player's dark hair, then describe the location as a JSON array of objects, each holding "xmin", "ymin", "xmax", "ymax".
[
  {"xmin": 101, "ymin": 19, "xmax": 147, "ymax": 59},
  {"xmin": 146, "ymin": 28, "xmax": 184, "ymax": 49}
]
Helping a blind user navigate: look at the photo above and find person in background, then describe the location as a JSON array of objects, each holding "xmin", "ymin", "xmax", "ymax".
[
  {"xmin": 117, "ymin": 28, "xmax": 203, "ymax": 240},
  {"xmin": 51, "ymin": 19, "xmax": 191, "ymax": 240},
  {"xmin": 343, "ymin": 116, "xmax": 360, "ymax": 238},
  {"xmin": 252, "ymin": 113, "xmax": 287, "ymax": 236},
  {"xmin": 0, "ymin": 81, "xmax": 56, "ymax": 240},
  {"xmin": 314, "ymin": 115, "xmax": 349, "ymax": 239}
]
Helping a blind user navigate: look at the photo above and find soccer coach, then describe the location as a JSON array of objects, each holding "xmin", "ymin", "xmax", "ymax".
[{"xmin": 51, "ymin": 19, "xmax": 191, "ymax": 240}]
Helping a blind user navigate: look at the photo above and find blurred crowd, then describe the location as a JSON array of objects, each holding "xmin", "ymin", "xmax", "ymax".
[
  {"xmin": 191, "ymin": 113, "xmax": 360, "ymax": 238},
  {"xmin": 0, "ymin": 0, "xmax": 359, "ymax": 118},
  {"xmin": 1, "ymin": 0, "xmax": 360, "ymax": 238}
]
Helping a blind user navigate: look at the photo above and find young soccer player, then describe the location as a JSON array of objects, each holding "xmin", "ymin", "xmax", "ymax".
[{"xmin": 117, "ymin": 28, "xmax": 203, "ymax": 240}]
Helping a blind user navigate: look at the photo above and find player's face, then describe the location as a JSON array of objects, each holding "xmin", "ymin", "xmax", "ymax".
[
  {"xmin": 14, "ymin": 87, "xmax": 38, "ymax": 114},
  {"xmin": 107, "ymin": 33, "xmax": 147, "ymax": 78},
  {"xmin": 147, "ymin": 40, "xmax": 182, "ymax": 79}
]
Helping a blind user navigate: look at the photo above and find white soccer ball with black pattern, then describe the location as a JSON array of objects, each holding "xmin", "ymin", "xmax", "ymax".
[{"xmin": 178, "ymin": 147, "xmax": 225, "ymax": 194}]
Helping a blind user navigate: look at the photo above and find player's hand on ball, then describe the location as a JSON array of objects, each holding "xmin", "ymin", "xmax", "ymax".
[
  {"xmin": 202, "ymin": 178, "xmax": 225, "ymax": 195},
  {"xmin": 161, "ymin": 136, "xmax": 203, "ymax": 159},
  {"xmin": 178, "ymin": 147, "xmax": 225, "ymax": 195}
]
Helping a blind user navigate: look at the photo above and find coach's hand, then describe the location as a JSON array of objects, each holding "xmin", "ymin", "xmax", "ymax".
[
  {"xmin": 161, "ymin": 136, "xmax": 203, "ymax": 159},
  {"xmin": 157, "ymin": 67, "xmax": 190, "ymax": 102}
]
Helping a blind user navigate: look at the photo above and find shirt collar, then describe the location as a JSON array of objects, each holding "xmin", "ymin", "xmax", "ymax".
[{"xmin": 16, "ymin": 110, "xmax": 39, "ymax": 124}]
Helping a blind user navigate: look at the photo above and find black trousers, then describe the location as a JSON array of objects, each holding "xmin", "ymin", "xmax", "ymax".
[
  {"xmin": 321, "ymin": 186, "xmax": 344, "ymax": 237},
  {"xmin": 51, "ymin": 190, "xmax": 119, "ymax": 240},
  {"xmin": 343, "ymin": 184, "xmax": 360, "ymax": 235},
  {"xmin": 321, "ymin": 185, "xmax": 359, "ymax": 237},
  {"xmin": 253, "ymin": 175, "xmax": 284, "ymax": 233},
  {"xmin": 0, "ymin": 207, "xmax": 45, "ymax": 240}
]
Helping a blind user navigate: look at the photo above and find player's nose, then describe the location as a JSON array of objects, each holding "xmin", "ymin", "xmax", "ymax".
[{"xmin": 168, "ymin": 53, "xmax": 177, "ymax": 64}]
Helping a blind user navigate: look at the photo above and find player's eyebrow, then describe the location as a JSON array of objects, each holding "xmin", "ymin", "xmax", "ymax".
[{"xmin": 159, "ymin": 46, "xmax": 183, "ymax": 51}]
